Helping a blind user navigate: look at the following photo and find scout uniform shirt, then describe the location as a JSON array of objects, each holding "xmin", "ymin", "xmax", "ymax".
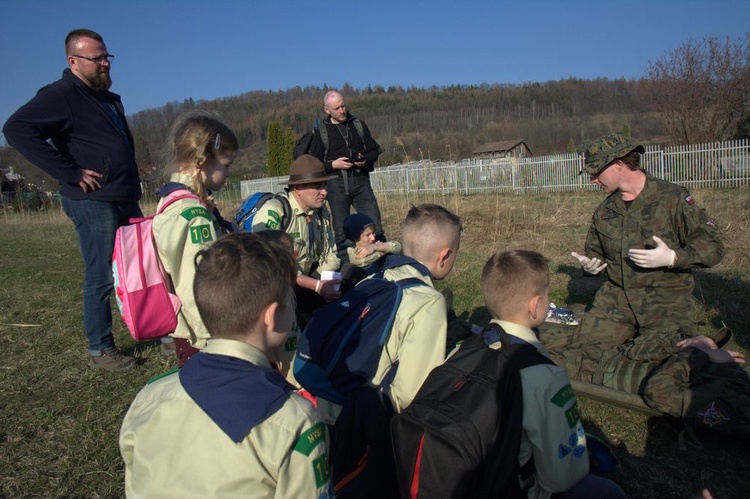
[
  {"xmin": 253, "ymin": 190, "xmax": 340, "ymax": 276},
  {"xmin": 153, "ymin": 174, "xmax": 222, "ymax": 349},
  {"xmin": 317, "ymin": 261, "xmax": 448, "ymax": 424},
  {"xmin": 488, "ymin": 320, "xmax": 589, "ymax": 499},
  {"xmin": 119, "ymin": 339, "xmax": 333, "ymax": 498}
]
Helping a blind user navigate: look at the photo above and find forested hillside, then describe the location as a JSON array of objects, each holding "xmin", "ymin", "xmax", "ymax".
[{"xmin": 127, "ymin": 77, "xmax": 667, "ymax": 178}]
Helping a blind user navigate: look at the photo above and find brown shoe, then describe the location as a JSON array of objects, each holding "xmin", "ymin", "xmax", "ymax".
[
  {"xmin": 160, "ymin": 340, "xmax": 177, "ymax": 357},
  {"xmin": 90, "ymin": 349, "xmax": 136, "ymax": 371}
]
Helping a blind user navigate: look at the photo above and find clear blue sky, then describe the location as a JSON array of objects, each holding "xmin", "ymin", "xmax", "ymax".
[{"xmin": 1, "ymin": 0, "xmax": 748, "ymax": 145}]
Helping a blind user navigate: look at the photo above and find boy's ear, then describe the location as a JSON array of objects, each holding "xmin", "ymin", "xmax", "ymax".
[
  {"xmin": 528, "ymin": 294, "xmax": 541, "ymax": 320},
  {"xmin": 261, "ymin": 301, "xmax": 280, "ymax": 334},
  {"xmin": 437, "ymin": 247, "xmax": 453, "ymax": 268}
]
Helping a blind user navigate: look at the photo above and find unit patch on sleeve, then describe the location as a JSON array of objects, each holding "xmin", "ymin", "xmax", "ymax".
[{"xmin": 190, "ymin": 224, "xmax": 214, "ymax": 244}]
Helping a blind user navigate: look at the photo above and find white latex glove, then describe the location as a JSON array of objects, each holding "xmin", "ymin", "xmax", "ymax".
[
  {"xmin": 628, "ymin": 236, "xmax": 676, "ymax": 269},
  {"xmin": 571, "ymin": 252, "xmax": 607, "ymax": 275}
]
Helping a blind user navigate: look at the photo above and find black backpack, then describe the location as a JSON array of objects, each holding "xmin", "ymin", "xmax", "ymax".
[{"xmin": 390, "ymin": 323, "xmax": 553, "ymax": 499}]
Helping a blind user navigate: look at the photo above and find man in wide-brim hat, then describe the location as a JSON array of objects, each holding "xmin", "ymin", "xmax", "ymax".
[{"xmin": 253, "ymin": 155, "xmax": 341, "ymax": 323}]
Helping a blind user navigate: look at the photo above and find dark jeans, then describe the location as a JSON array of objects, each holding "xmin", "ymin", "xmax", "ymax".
[
  {"xmin": 326, "ymin": 173, "xmax": 383, "ymax": 247},
  {"xmin": 61, "ymin": 197, "xmax": 142, "ymax": 355}
]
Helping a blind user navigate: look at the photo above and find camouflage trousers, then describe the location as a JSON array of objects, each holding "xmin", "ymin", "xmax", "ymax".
[
  {"xmin": 538, "ymin": 324, "xmax": 750, "ymax": 434},
  {"xmin": 577, "ymin": 281, "xmax": 695, "ymax": 347}
]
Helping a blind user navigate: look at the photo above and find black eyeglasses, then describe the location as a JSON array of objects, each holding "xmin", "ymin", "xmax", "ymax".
[{"xmin": 71, "ymin": 54, "xmax": 115, "ymax": 65}]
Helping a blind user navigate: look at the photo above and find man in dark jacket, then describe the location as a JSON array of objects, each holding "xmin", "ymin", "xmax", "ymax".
[
  {"xmin": 3, "ymin": 29, "xmax": 142, "ymax": 370},
  {"xmin": 308, "ymin": 90, "xmax": 383, "ymax": 248}
]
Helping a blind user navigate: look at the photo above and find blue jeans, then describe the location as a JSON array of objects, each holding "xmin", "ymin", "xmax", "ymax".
[
  {"xmin": 326, "ymin": 173, "xmax": 383, "ymax": 247},
  {"xmin": 61, "ymin": 198, "xmax": 142, "ymax": 355}
]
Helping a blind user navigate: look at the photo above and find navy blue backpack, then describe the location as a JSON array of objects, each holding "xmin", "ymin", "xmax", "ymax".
[{"xmin": 293, "ymin": 256, "xmax": 430, "ymax": 405}]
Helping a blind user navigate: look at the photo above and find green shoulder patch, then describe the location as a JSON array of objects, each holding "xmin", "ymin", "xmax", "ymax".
[
  {"xmin": 551, "ymin": 384, "xmax": 575, "ymax": 408},
  {"xmin": 565, "ymin": 401, "xmax": 581, "ymax": 428},
  {"xmin": 268, "ymin": 210, "xmax": 282, "ymax": 224},
  {"xmin": 294, "ymin": 422, "xmax": 326, "ymax": 456},
  {"xmin": 180, "ymin": 206, "xmax": 211, "ymax": 222},
  {"xmin": 190, "ymin": 224, "xmax": 214, "ymax": 244},
  {"xmin": 312, "ymin": 454, "xmax": 330, "ymax": 487}
]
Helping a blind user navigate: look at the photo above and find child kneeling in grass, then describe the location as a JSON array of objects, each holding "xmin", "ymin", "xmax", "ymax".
[{"xmin": 120, "ymin": 232, "xmax": 333, "ymax": 498}]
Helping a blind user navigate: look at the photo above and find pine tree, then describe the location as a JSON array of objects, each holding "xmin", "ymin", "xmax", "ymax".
[{"xmin": 267, "ymin": 122, "xmax": 283, "ymax": 176}]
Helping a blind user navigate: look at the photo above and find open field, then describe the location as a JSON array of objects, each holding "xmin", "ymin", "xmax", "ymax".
[{"xmin": 1, "ymin": 188, "xmax": 749, "ymax": 498}]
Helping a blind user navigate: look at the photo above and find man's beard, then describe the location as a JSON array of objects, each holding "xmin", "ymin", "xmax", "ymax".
[{"xmin": 89, "ymin": 71, "xmax": 112, "ymax": 92}]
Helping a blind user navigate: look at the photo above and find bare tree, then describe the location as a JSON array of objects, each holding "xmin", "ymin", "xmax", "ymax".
[{"xmin": 645, "ymin": 33, "xmax": 750, "ymax": 144}]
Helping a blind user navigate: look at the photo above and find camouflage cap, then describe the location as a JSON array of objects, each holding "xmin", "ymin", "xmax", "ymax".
[{"xmin": 579, "ymin": 133, "xmax": 645, "ymax": 175}]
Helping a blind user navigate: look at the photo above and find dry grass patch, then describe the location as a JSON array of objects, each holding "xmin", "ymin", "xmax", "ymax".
[{"xmin": 1, "ymin": 188, "xmax": 749, "ymax": 497}]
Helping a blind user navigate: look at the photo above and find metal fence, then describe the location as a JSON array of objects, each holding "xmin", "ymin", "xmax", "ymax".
[{"xmin": 240, "ymin": 139, "xmax": 750, "ymax": 199}]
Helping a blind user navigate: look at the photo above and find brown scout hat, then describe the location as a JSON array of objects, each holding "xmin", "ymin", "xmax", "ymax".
[
  {"xmin": 283, "ymin": 155, "xmax": 337, "ymax": 186},
  {"xmin": 580, "ymin": 133, "xmax": 645, "ymax": 175}
]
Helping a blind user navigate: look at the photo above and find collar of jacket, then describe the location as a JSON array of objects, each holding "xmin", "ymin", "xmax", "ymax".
[
  {"xmin": 322, "ymin": 111, "xmax": 356, "ymax": 126},
  {"xmin": 604, "ymin": 173, "xmax": 659, "ymax": 215},
  {"xmin": 62, "ymin": 67, "xmax": 120, "ymax": 101}
]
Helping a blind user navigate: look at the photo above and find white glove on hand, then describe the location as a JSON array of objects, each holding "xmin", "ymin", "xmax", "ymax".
[
  {"xmin": 628, "ymin": 236, "xmax": 676, "ymax": 269},
  {"xmin": 571, "ymin": 252, "xmax": 607, "ymax": 275}
]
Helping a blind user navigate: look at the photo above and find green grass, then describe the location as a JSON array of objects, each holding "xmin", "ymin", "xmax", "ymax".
[{"xmin": 1, "ymin": 188, "xmax": 749, "ymax": 498}]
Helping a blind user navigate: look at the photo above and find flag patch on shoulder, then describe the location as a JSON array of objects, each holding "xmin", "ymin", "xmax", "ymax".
[{"xmin": 685, "ymin": 195, "xmax": 695, "ymax": 205}]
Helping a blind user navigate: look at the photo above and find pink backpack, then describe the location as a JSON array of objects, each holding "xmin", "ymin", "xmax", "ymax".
[{"xmin": 112, "ymin": 190, "xmax": 203, "ymax": 341}]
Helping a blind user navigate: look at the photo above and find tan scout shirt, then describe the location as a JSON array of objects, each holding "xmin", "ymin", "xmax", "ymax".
[
  {"xmin": 120, "ymin": 339, "xmax": 332, "ymax": 498},
  {"xmin": 153, "ymin": 174, "xmax": 221, "ymax": 348},
  {"xmin": 488, "ymin": 320, "xmax": 589, "ymax": 499},
  {"xmin": 253, "ymin": 190, "xmax": 340, "ymax": 276},
  {"xmin": 316, "ymin": 263, "xmax": 448, "ymax": 423}
]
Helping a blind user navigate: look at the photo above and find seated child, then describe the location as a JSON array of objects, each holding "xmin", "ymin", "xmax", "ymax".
[
  {"xmin": 480, "ymin": 250, "xmax": 626, "ymax": 498},
  {"xmin": 343, "ymin": 213, "xmax": 402, "ymax": 271},
  {"xmin": 119, "ymin": 233, "xmax": 332, "ymax": 498}
]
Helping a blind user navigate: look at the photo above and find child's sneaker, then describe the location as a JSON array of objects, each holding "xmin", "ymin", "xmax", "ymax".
[{"xmin": 90, "ymin": 349, "xmax": 136, "ymax": 371}]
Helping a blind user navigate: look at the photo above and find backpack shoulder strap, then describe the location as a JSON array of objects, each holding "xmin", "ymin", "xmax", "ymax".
[
  {"xmin": 352, "ymin": 117, "xmax": 365, "ymax": 142},
  {"xmin": 318, "ymin": 119, "xmax": 329, "ymax": 153},
  {"xmin": 275, "ymin": 192, "xmax": 293, "ymax": 232},
  {"xmin": 157, "ymin": 188, "xmax": 203, "ymax": 215},
  {"xmin": 482, "ymin": 322, "xmax": 555, "ymax": 370},
  {"xmin": 379, "ymin": 254, "xmax": 431, "ymax": 278}
]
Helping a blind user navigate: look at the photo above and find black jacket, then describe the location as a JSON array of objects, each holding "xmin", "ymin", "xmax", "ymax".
[
  {"xmin": 312, "ymin": 113, "xmax": 381, "ymax": 175},
  {"xmin": 2, "ymin": 69, "xmax": 141, "ymax": 202}
]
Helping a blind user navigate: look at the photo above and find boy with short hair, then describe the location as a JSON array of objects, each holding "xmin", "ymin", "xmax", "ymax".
[
  {"xmin": 371, "ymin": 203, "xmax": 462, "ymax": 413},
  {"xmin": 119, "ymin": 233, "xmax": 332, "ymax": 498},
  {"xmin": 481, "ymin": 250, "xmax": 625, "ymax": 498}
]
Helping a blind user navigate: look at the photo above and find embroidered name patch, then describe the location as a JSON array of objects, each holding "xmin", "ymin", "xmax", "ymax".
[
  {"xmin": 550, "ymin": 384, "xmax": 575, "ymax": 408},
  {"xmin": 294, "ymin": 423, "xmax": 326, "ymax": 456},
  {"xmin": 180, "ymin": 206, "xmax": 211, "ymax": 221}
]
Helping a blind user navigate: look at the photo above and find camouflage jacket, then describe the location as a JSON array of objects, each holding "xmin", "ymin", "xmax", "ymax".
[{"xmin": 585, "ymin": 174, "xmax": 724, "ymax": 298}]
